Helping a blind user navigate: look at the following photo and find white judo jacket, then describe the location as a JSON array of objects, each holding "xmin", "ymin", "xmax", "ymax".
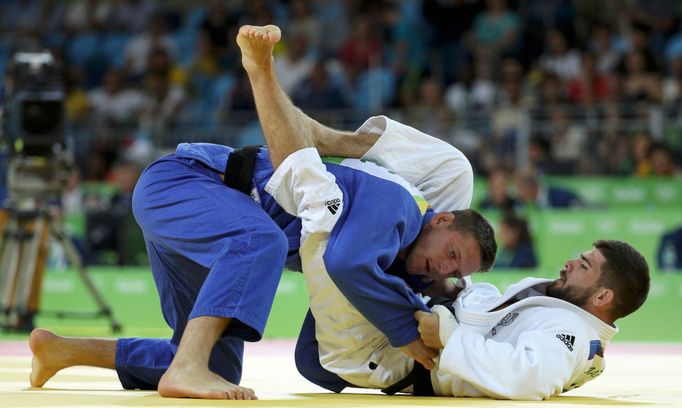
[{"xmin": 432, "ymin": 277, "xmax": 616, "ymax": 400}]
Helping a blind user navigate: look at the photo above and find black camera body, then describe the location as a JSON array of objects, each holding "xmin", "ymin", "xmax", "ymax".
[
  {"xmin": 3, "ymin": 49, "xmax": 65, "ymax": 157},
  {"xmin": 2, "ymin": 46, "xmax": 70, "ymax": 204}
]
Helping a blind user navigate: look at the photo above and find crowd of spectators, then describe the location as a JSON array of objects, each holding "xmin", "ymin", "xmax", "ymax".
[
  {"xmin": 2, "ymin": 0, "xmax": 682, "ymax": 181},
  {"xmin": 3, "ymin": 0, "xmax": 681, "ymax": 268}
]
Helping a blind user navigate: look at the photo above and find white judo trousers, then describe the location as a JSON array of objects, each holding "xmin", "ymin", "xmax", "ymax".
[{"xmin": 299, "ymin": 232, "xmax": 416, "ymax": 388}]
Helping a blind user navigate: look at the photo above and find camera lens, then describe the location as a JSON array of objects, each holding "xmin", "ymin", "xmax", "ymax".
[{"xmin": 21, "ymin": 100, "xmax": 63, "ymax": 135}]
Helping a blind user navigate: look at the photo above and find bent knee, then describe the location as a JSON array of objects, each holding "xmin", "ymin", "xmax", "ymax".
[{"xmin": 255, "ymin": 227, "xmax": 288, "ymax": 258}]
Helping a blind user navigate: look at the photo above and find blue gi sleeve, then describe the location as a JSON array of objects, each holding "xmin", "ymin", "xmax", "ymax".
[{"xmin": 322, "ymin": 186, "xmax": 430, "ymax": 348}]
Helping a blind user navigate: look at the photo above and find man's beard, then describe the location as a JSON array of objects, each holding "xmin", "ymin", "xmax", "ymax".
[{"xmin": 546, "ymin": 280, "xmax": 593, "ymax": 309}]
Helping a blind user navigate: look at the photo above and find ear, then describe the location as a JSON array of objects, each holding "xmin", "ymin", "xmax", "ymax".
[
  {"xmin": 592, "ymin": 287, "xmax": 614, "ymax": 308},
  {"xmin": 429, "ymin": 212, "xmax": 455, "ymax": 227}
]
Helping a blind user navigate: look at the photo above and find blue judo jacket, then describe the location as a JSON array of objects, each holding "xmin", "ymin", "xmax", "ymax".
[{"xmin": 176, "ymin": 143, "xmax": 433, "ymax": 347}]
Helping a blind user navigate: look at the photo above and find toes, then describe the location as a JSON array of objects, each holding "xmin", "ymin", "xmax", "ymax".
[
  {"xmin": 236, "ymin": 388, "xmax": 248, "ymax": 400},
  {"xmin": 238, "ymin": 25, "xmax": 278, "ymax": 43},
  {"xmin": 223, "ymin": 386, "xmax": 256, "ymax": 400},
  {"xmin": 241, "ymin": 387, "xmax": 254, "ymax": 400}
]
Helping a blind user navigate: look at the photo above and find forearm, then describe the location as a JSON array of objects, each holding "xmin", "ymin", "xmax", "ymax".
[
  {"xmin": 243, "ymin": 45, "xmax": 371, "ymax": 164},
  {"xmin": 313, "ymin": 127, "xmax": 380, "ymax": 158},
  {"xmin": 275, "ymin": 104, "xmax": 380, "ymax": 158},
  {"xmin": 248, "ymin": 70, "xmax": 378, "ymax": 165}
]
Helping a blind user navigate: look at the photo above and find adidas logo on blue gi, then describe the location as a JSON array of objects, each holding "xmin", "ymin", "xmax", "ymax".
[
  {"xmin": 325, "ymin": 198, "xmax": 341, "ymax": 215},
  {"xmin": 556, "ymin": 333, "xmax": 575, "ymax": 351}
]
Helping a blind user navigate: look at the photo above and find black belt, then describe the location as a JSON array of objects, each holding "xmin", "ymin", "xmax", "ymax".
[
  {"xmin": 380, "ymin": 296, "xmax": 456, "ymax": 396},
  {"xmin": 381, "ymin": 362, "xmax": 434, "ymax": 396},
  {"xmin": 224, "ymin": 145, "xmax": 261, "ymax": 194}
]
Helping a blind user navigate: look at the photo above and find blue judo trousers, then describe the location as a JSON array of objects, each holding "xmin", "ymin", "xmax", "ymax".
[
  {"xmin": 116, "ymin": 142, "xmax": 429, "ymax": 392},
  {"xmin": 117, "ymin": 148, "xmax": 290, "ymax": 389}
]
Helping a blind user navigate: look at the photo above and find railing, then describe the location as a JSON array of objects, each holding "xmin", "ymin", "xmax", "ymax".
[{"xmin": 66, "ymin": 103, "xmax": 680, "ymax": 176}]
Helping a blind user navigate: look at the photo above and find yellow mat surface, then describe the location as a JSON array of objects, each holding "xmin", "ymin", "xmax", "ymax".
[{"xmin": 1, "ymin": 341, "xmax": 681, "ymax": 407}]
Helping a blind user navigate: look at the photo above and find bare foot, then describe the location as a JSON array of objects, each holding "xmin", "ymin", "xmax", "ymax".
[
  {"xmin": 236, "ymin": 24, "xmax": 281, "ymax": 75},
  {"xmin": 29, "ymin": 328, "xmax": 65, "ymax": 387},
  {"xmin": 158, "ymin": 364, "xmax": 257, "ymax": 400}
]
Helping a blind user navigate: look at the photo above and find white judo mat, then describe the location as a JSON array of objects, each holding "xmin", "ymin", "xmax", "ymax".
[{"xmin": 1, "ymin": 340, "xmax": 681, "ymax": 407}]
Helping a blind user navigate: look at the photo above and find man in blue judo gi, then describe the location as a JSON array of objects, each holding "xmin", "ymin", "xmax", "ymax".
[{"xmin": 27, "ymin": 25, "xmax": 496, "ymax": 400}]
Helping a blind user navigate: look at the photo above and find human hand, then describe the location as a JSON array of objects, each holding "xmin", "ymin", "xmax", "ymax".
[
  {"xmin": 399, "ymin": 337, "xmax": 437, "ymax": 370},
  {"xmin": 414, "ymin": 310, "xmax": 444, "ymax": 349}
]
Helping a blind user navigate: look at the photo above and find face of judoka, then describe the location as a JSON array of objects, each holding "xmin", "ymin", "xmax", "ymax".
[
  {"xmin": 403, "ymin": 212, "xmax": 482, "ymax": 283},
  {"xmin": 546, "ymin": 248, "xmax": 606, "ymax": 308}
]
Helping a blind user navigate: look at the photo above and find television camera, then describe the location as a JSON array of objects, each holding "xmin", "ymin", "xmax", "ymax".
[{"xmin": 0, "ymin": 44, "xmax": 120, "ymax": 332}]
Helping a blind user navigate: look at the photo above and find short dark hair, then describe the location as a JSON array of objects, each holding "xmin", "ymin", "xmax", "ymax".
[
  {"xmin": 450, "ymin": 209, "xmax": 497, "ymax": 272},
  {"xmin": 594, "ymin": 240, "xmax": 650, "ymax": 321}
]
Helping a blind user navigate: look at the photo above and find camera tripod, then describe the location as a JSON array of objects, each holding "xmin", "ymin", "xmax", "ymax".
[{"xmin": 0, "ymin": 204, "xmax": 122, "ymax": 333}]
